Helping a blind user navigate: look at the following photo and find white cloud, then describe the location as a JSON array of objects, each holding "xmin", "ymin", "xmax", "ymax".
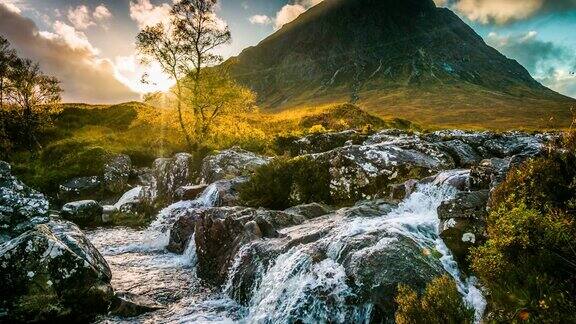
[
  {"xmin": 67, "ymin": 5, "xmax": 95, "ymax": 30},
  {"xmin": 274, "ymin": 0, "xmax": 324, "ymax": 29},
  {"xmin": 114, "ymin": 55, "xmax": 175, "ymax": 93},
  {"xmin": 94, "ymin": 5, "xmax": 112, "ymax": 21},
  {"xmin": 0, "ymin": 3, "xmax": 138, "ymax": 103},
  {"xmin": 249, "ymin": 14, "xmax": 271, "ymax": 25},
  {"xmin": 129, "ymin": 0, "xmax": 172, "ymax": 29}
]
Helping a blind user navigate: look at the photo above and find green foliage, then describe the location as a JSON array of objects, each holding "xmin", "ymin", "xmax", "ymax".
[
  {"xmin": 239, "ymin": 156, "xmax": 332, "ymax": 209},
  {"xmin": 395, "ymin": 275, "xmax": 474, "ymax": 324},
  {"xmin": 470, "ymin": 136, "xmax": 576, "ymax": 322}
]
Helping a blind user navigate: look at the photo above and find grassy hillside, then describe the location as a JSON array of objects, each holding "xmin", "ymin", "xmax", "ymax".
[{"xmin": 7, "ymin": 102, "xmax": 413, "ymax": 193}]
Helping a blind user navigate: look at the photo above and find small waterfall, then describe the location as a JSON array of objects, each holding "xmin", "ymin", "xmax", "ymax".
[{"xmin": 233, "ymin": 184, "xmax": 486, "ymax": 323}]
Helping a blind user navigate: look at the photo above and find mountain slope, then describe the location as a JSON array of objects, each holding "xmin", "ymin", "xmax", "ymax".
[{"xmin": 227, "ymin": 0, "xmax": 575, "ymax": 129}]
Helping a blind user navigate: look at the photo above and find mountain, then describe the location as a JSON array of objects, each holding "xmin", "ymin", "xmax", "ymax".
[{"xmin": 227, "ymin": 0, "xmax": 575, "ymax": 129}]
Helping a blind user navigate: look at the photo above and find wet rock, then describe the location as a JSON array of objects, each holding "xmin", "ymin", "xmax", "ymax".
[
  {"xmin": 204, "ymin": 177, "xmax": 248, "ymax": 207},
  {"xmin": 145, "ymin": 153, "xmax": 195, "ymax": 206},
  {"xmin": 110, "ymin": 292, "xmax": 164, "ymax": 318},
  {"xmin": 284, "ymin": 203, "xmax": 333, "ymax": 219},
  {"xmin": 316, "ymin": 137, "xmax": 454, "ymax": 202},
  {"xmin": 426, "ymin": 169, "xmax": 471, "ymax": 191},
  {"xmin": 276, "ymin": 130, "xmax": 368, "ymax": 156},
  {"xmin": 438, "ymin": 139, "xmax": 482, "ymax": 167},
  {"xmin": 199, "ymin": 147, "xmax": 270, "ymax": 184},
  {"xmin": 389, "ymin": 179, "xmax": 418, "ymax": 201},
  {"xmin": 103, "ymin": 154, "xmax": 132, "ymax": 194},
  {"xmin": 438, "ymin": 190, "xmax": 489, "ymax": 266},
  {"xmin": 60, "ymin": 200, "xmax": 103, "ymax": 227},
  {"xmin": 167, "ymin": 208, "xmax": 202, "ymax": 254},
  {"xmin": 175, "ymin": 184, "xmax": 208, "ymax": 201},
  {"xmin": 470, "ymin": 158, "xmax": 511, "ymax": 190},
  {"xmin": 58, "ymin": 176, "xmax": 102, "ymax": 203},
  {"xmin": 1, "ymin": 162, "xmax": 49, "ymax": 237},
  {"xmin": 0, "ymin": 219, "xmax": 113, "ymax": 323},
  {"xmin": 483, "ymin": 132, "xmax": 544, "ymax": 158}
]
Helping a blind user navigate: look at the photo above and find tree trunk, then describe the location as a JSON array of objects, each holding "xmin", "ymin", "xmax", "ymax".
[{"xmin": 176, "ymin": 80, "xmax": 194, "ymax": 151}]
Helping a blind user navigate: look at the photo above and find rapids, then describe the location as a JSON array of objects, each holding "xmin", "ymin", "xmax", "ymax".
[{"xmin": 88, "ymin": 182, "xmax": 486, "ymax": 323}]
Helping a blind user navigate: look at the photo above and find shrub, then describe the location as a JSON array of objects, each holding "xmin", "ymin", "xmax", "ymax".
[
  {"xmin": 395, "ymin": 275, "xmax": 474, "ymax": 324},
  {"xmin": 239, "ymin": 156, "xmax": 332, "ymax": 209},
  {"xmin": 470, "ymin": 138, "xmax": 576, "ymax": 322}
]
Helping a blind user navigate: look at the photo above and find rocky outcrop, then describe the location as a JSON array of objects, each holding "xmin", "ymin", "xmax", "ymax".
[
  {"xmin": 275, "ymin": 130, "xmax": 368, "ymax": 156},
  {"xmin": 143, "ymin": 153, "xmax": 195, "ymax": 207},
  {"xmin": 58, "ymin": 176, "xmax": 102, "ymax": 203},
  {"xmin": 103, "ymin": 154, "xmax": 132, "ymax": 194},
  {"xmin": 199, "ymin": 147, "xmax": 270, "ymax": 184},
  {"xmin": 316, "ymin": 136, "xmax": 454, "ymax": 202},
  {"xmin": 284, "ymin": 203, "xmax": 333, "ymax": 219},
  {"xmin": 60, "ymin": 200, "xmax": 103, "ymax": 227},
  {"xmin": 438, "ymin": 190, "xmax": 489, "ymax": 267},
  {"xmin": 0, "ymin": 162, "xmax": 115, "ymax": 322}
]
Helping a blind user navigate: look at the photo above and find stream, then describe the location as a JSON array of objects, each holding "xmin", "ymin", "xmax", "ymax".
[{"xmin": 87, "ymin": 183, "xmax": 486, "ymax": 323}]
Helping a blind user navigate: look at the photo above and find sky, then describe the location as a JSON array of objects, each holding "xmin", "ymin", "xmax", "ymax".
[{"xmin": 0, "ymin": 0, "xmax": 575, "ymax": 103}]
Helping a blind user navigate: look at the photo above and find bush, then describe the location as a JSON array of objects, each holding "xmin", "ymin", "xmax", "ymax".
[
  {"xmin": 470, "ymin": 137, "xmax": 576, "ymax": 322},
  {"xmin": 395, "ymin": 275, "xmax": 474, "ymax": 324},
  {"xmin": 239, "ymin": 156, "xmax": 332, "ymax": 209}
]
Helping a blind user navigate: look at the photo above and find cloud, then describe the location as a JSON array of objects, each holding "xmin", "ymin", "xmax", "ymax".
[
  {"xmin": 94, "ymin": 5, "xmax": 112, "ymax": 21},
  {"xmin": 249, "ymin": 14, "xmax": 272, "ymax": 25},
  {"xmin": 0, "ymin": 3, "xmax": 138, "ymax": 103},
  {"xmin": 487, "ymin": 31, "xmax": 576, "ymax": 98},
  {"xmin": 129, "ymin": 0, "xmax": 172, "ymax": 29},
  {"xmin": 274, "ymin": 0, "xmax": 324, "ymax": 29},
  {"xmin": 67, "ymin": 5, "xmax": 95, "ymax": 30},
  {"xmin": 442, "ymin": 0, "xmax": 576, "ymax": 24}
]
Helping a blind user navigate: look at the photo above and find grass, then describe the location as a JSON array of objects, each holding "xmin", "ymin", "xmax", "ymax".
[{"xmin": 5, "ymin": 101, "xmax": 410, "ymax": 193}]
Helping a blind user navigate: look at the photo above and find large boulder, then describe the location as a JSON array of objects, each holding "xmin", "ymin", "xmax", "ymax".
[
  {"xmin": 0, "ymin": 163, "xmax": 115, "ymax": 322},
  {"xmin": 275, "ymin": 130, "xmax": 368, "ymax": 156},
  {"xmin": 438, "ymin": 190, "xmax": 489, "ymax": 267},
  {"xmin": 315, "ymin": 137, "xmax": 454, "ymax": 202},
  {"xmin": 483, "ymin": 132, "xmax": 544, "ymax": 158},
  {"xmin": 470, "ymin": 158, "xmax": 511, "ymax": 190},
  {"xmin": 60, "ymin": 200, "xmax": 103, "ymax": 227},
  {"xmin": 144, "ymin": 153, "xmax": 195, "ymax": 207},
  {"xmin": 0, "ymin": 219, "xmax": 114, "ymax": 322},
  {"xmin": 103, "ymin": 154, "xmax": 132, "ymax": 194},
  {"xmin": 437, "ymin": 139, "xmax": 482, "ymax": 167},
  {"xmin": 58, "ymin": 176, "xmax": 102, "ymax": 203},
  {"xmin": 199, "ymin": 147, "xmax": 270, "ymax": 184}
]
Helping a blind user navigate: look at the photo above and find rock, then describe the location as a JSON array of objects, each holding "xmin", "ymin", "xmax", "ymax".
[
  {"xmin": 470, "ymin": 158, "xmax": 511, "ymax": 190},
  {"xmin": 483, "ymin": 132, "xmax": 544, "ymax": 158},
  {"xmin": 316, "ymin": 137, "xmax": 454, "ymax": 202},
  {"xmin": 109, "ymin": 292, "xmax": 164, "ymax": 318},
  {"xmin": 426, "ymin": 169, "xmax": 471, "ymax": 191},
  {"xmin": 1, "ymin": 162, "xmax": 49, "ymax": 239},
  {"xmin": 146, "ymin": 153, "xmax": 195, "ymax": 206},
  {"xmin": 101, "ymin": 205, "xmax": 117, "ymax": 224},
  {"xmin": 167, "ymin": 208, "xmax": 202, "ymax": 254},
  {"xmin": 175, "ymin": 184, "xmax": 208, "ymax": 201},
  {"xmin": 276, "ymin": 130, "xmax": 368, "ymax": 156},
  {"xmin": 438, "ymin": 190, "xmax": 489, "ymax": 266},
  {"xmin": 438, "ymin": 139, "xmax": 482, "ymax": 167},
  {"xmin": 284, "ymin": 203, "xmax": 333, "ymax": 219},
  {"xmin": 58, "ymin": 176, "xmax": 102, "ymax": 203},
  {"xmin": 389, "ymin": 179, "xmax": 418, "ymax": 201},
  {"xmin": 60, "ymin": 200, "xmax": 104, "ymax": 227},
  {"xmin": 200, "ymin": 177, "xmax": 248, "ymax": 207},
  {"xmin": 199, "ymin": 147, "xmax": 270, "ymax": 184},
  {"xmin": 0, "ymin": 219, "xmax": 113, "ymax": 322},
  {"xmin": 103, "ymin": 154, "xmax": 132, "ymax": 194}
]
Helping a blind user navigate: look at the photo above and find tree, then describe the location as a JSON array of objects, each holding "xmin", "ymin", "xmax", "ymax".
[
  {"xmin": 5, "ymin": 58, "xmax": 62, "ymax": 151},
  {"xmin": 136, "ymin": 0, "xmax": 244, "ymax": 147},
  {"xmin": 0, "ymin": 36, "xmax": 17, "ymax": 110}
]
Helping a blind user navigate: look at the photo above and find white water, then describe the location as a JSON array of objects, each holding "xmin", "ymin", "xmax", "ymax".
[
  {"xmin": 237, "ymin": 184, "xmax": 486, "ymax": 323},
  {"xmin": 89, "ymin": 182, "xmax": 485, "ymax": 323}
]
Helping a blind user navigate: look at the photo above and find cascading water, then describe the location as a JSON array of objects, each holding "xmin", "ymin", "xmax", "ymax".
[
  {"xmin": 227, "ymin": 184, "xmax": 486, "ymax": 323},
  {"xmin": 87, "ymin": 180, "xmax": 485, "ymax": 323}
]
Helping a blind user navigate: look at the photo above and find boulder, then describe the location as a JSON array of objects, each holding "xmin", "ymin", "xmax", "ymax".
[
  {"xmin": 425, "ymin": 169, "xmax": 471, "ymax": 191},
  {"xmin": 438, "ymin": 190, "xmax": 489, "ymax": 267},
  {"xmin": 284, "ymin": 203, "xmax": 333, "ymax": 219},
  {"xmin": 60, "ymin": 200, "xmax": 103, "ymax": 227},
  {"xmin": 437, "ymin": 139, "xmax": 482, "ymax": 167},
  {"xmin": 199, "ymin": 147, "xmax": 270, "ymax": 184},
  {"xmin": 103, "ymin": 154, "xmax": 132, "ymax": 194},
  {"xmin": 470, "ymin": 158, "xmax": 511, "ymax": 190},
  {"xmin": 483, "ymin": 132, "xmax": 544, "ymax": 158},
  {"xmin": 0, "ymin": 219, "xmax": 113, "ymax": 322},
  {"xmin": 144, "ymin": 153, "xmax": 195, "ymax": 207},
  {"xmin": 175, "ymin": 184, "xmax": 208, "ymax": 201},
  {"xmin": 276, "ymin": 130, "xmax": 368, "ymax": 156},
  {"xmin": 316, "ymin": 137, "xmax": 454, "ymax": 202},
  {"xmin": 58, "ymin": 176, "xmax": 102, "ymax": 203},
  {"xmin": 389, "ymin": 179, "xmax": 418, "ymax": 201},
  {"xmin": 1, "ymin": 162, "xmax": 50, "ymax": 240}
]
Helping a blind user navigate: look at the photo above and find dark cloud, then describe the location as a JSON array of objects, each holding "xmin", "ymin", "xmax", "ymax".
[{"xmin": 0, "ymin": 3, "xmax": 138, "ymax": 104}]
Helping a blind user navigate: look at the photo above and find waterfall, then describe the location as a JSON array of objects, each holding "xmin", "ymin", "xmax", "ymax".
[{"xmin": 231, "ymin": 184, "xmax": 486, "ymax": 323}]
